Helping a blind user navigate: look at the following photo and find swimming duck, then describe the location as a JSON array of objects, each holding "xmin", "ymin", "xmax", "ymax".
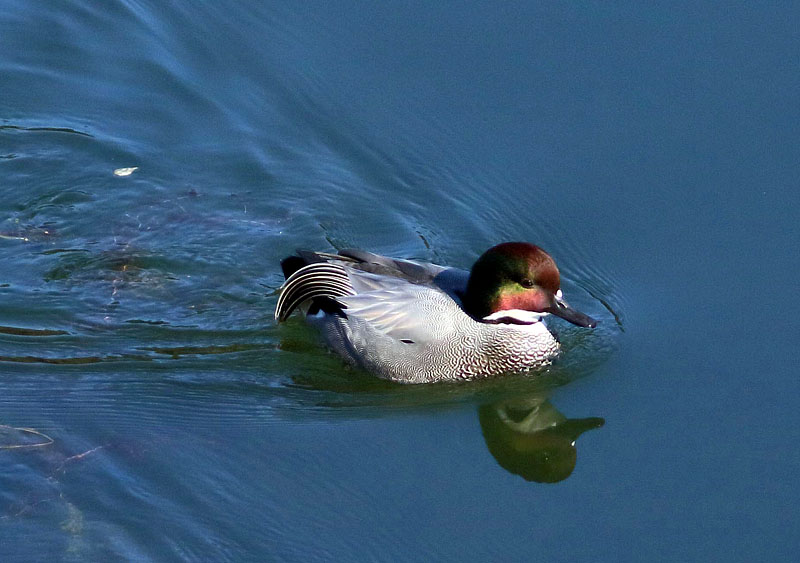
[{"xmin": 275, "ymin": 243, "xmax": 596, "ymax": 384}]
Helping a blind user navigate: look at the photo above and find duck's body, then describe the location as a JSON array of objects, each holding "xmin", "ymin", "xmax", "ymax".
[{"xmin": 275, "ymin": 243, "xmax": 596, "ymax": 384}]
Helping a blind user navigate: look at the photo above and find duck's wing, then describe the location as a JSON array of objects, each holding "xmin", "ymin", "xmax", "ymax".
[
  {"xmin": 275, "ymin": 253, "xmax": 467, "ymax": 343},
  {"xmin": 336, "ymin": 278, "xmax": 461, "ymax": 344},
  {"xmin": 337, "ymin": 249, "xmax": 469, "ymax": 299},
  {"xmin": 275, "ymin": 257, "xmax": 422, "ymax": 322},
  {"xmin": 337, "ymin": 249, "xmax": 447, "ymax": 283}
]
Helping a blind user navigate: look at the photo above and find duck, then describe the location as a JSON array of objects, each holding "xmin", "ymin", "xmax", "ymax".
[{"xmin": 274, "ymin": 242, "xmax": 596, "ymax": 384}]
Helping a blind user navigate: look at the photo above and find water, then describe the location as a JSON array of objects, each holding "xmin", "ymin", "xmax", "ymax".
[{"xmin": 1, "ymin": 1, "xmax": 798, "ymax": 561}]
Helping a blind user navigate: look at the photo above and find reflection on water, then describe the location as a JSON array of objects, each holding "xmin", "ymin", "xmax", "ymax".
[
  {"xmin": 479, "ymin": 392, "xmax": 603, "ymax": 483},
  {"xmin": 285, "ymin": 350, "xmax": 605, "ymax": 483}
]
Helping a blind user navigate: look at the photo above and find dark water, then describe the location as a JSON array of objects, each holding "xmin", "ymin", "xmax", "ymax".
[{"xmin": 1, "ymin": 1, "xmax": 798, "ymax": 561}]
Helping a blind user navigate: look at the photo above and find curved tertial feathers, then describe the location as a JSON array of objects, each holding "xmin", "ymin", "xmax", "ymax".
[{"xmin": 274, "ymin": 263, "xmax": 353, "ymax": 322}]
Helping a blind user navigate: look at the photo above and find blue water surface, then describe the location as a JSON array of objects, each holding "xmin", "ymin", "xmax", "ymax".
[{"xmin": 1, "ymin": 1, "xmax": 798, "ymax": 561}]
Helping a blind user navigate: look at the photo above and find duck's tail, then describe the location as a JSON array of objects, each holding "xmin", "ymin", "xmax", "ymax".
[{"xmin": 275, "ymin": 258, "xmax": 354, "ymax": 322}]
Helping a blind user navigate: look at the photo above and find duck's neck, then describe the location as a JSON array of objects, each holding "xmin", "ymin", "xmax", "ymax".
[{"xmin": 463, "ymin": 275, "xmax": 501, "ymax": 320}]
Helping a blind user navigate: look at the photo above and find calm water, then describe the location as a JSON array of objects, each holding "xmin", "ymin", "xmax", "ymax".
[{"xmin": 2, "ymin": 1, "xmax": 798, "ymax": 561}]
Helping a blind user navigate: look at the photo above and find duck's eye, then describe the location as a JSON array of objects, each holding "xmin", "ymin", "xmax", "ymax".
[{"xmin": 520, "ymin": 278, "xmax": 535, "ymax": 288}]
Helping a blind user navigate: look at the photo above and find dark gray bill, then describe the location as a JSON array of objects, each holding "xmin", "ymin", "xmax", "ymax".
[{"xmin": 548, "ymin": 297, "xmax": 597, "ymax": 328}]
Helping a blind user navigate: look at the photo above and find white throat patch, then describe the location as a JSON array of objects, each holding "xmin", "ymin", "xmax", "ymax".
[{"xmin": 482, "ymin": 309, "xmax": 546, "ymax": 325}]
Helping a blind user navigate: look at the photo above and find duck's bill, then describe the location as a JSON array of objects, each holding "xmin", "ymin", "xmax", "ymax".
[{"xmin": 548, "ymin": 298, "xmax": 597, "ymax": 328}]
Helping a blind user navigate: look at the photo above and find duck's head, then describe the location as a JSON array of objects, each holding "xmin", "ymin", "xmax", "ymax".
[{"xmin": 463, "ymin": 242, "xmax": 597, "ymax": 328}]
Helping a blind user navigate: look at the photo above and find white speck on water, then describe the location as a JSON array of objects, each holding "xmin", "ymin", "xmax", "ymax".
[{"xmin": 113, "ymin": 166, "xmax": 139, "ymax": 177}]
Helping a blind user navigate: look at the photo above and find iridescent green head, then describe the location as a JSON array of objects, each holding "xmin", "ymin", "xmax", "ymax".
[{"xmin": 463, "ymin": 242, "xmax": 596, "ymax": 328}]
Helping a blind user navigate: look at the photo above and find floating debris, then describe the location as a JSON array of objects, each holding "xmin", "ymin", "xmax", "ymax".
[
  {"xmin": 113, "ymin": 166, "xmax": 138, "ymax": 177},
  {"xmin": 0, "ymin": 325, "xmax": 69, "ymax": 336},
  {"xmin": 0, "ymin": 424, "xmax": 54, "ymax": 449}
]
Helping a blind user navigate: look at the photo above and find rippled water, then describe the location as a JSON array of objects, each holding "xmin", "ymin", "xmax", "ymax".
[{"xmin": 2, "ymin": 2, "xmax": 798, "ymax": 561}]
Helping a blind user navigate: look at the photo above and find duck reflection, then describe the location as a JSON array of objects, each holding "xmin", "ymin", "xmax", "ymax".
[
  {"xmin": 478, "ymin": 393, "xmax": 603, "ymax": 483},
  {"xmin": 283, "ymin": 355, "xmax": 604, "ymax": 483}
]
